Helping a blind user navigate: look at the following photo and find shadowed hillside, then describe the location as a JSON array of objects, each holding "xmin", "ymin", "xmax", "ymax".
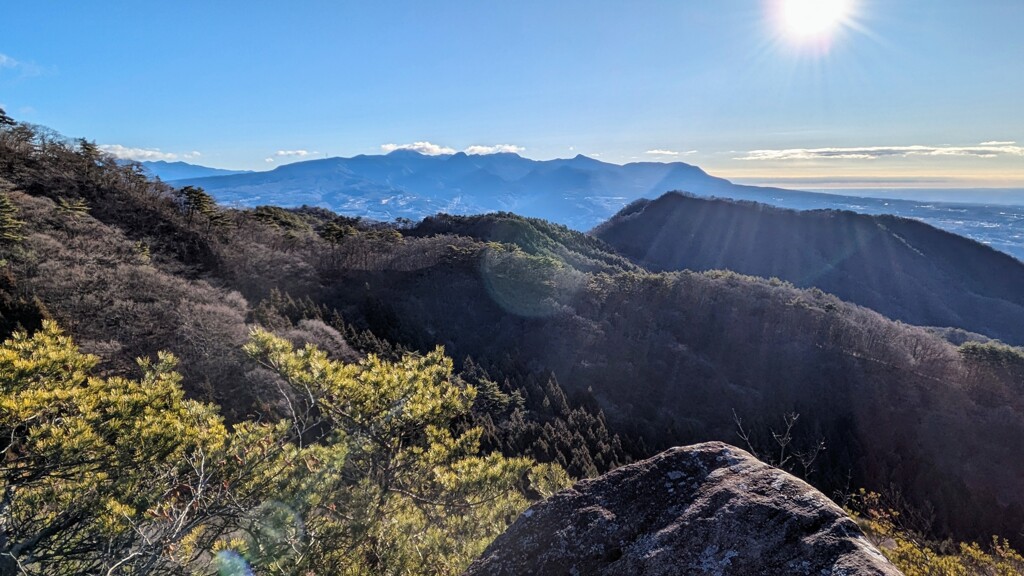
[
  {"xmin": 595, "ymin": 192, "xmax": 1024, "ymax": 345},
  {"xmin": 406, "ymin": 212, "xmax": 640, "ymax": 275},
  {"xmin": 3, "ymin": 118, "xmax": 1024, "ymax": 551},
  {"xmin": 0, "ymin": 121, "xmax": 628, "ymax": 481}
]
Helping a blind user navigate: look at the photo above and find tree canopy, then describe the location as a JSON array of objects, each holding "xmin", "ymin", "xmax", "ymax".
[{"xmin": 0, "ymin": 322, "xmax": 566, "ymax": 574}]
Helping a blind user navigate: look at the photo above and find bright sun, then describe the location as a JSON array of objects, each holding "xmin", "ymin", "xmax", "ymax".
[{"xmin": 781, "ymin": 0, "xmax": 851, "ymax": 38}]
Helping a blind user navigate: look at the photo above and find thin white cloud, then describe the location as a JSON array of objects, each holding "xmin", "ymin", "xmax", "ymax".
[
  {"xmin": 264, "ymin": 157, "xmax": 275, "ymax": 163},
  {"xmin": 465, "ymin": 144, "xmax": 525, "ymax": 155},
  {"xmin": 980, "ymin": 140, "xmax": 1016, "ymax": 146},
  {"xmin": 275, "ymin": 149, "xmax": 311, "ymax": 157},
  {"xmin": 99, "ymin": 144, "xmax": 180, "ymax": 162},
  {"xmin": 0, "ymin": 53, "xmax": 45, "ymax": 77},
  {"xmin": 99, "ymin": 145, "xmax": 205, "ymax": 162},
  {"xmin": 380, "ymin": 141, "xmax": 526, "ymax": 156},
  {"xmin": 381, "ymin": 141, "xmax": 456, "ymax": 155},
  {"xmin": 646, "ymin": 149, "xmax": 697, "ymax": 158},
  {"xmin": 737, "ymin": 142, "xmax": 1024, "ymax": 161}
]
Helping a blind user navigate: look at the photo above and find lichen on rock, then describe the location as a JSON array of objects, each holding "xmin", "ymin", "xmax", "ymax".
[{"xmin": 464, "ymin": 442, "xmax": 902, "ymax": 576}]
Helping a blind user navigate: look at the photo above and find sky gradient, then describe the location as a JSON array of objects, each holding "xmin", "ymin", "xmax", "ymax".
[{"xmin": 2, "ymin": 0, "xmax": 1022, "ymax": 187}]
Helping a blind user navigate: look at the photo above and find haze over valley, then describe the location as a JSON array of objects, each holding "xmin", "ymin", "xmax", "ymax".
[{"xmin": 151, "ymin": 155, "xmax": 1024, "ymax": 262}]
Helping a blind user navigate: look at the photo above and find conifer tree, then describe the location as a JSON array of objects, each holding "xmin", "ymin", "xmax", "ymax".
[
  {"xmin": 0, "ymin": 323, "xmax": 569, "ymax": 575},
  {"xmin": 0, "ymin": 194, "xmax": 24, "ymax": 244},
  {"xmin": 77, "ymin": 138, "xmax": 99, "ymax": 160},
  {"xmin": 179, "ymin": 185, "xmax": 230, "ymax": 229},
  {"xmin": 244, "ymin": 328, "xmax": 571, "ymax": 574},
  {"xmin": 56, "ymin": 196, "xmax": 90, "ymax": 217},
  {"xmin": 0, "ymin": 321, "xmax": 236, "ymax": 574}
]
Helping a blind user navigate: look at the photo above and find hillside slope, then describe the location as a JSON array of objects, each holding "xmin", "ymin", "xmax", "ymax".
[
  {"xmin": 594, "ymin": 192, "xmax": 1024, "ymax": 345},
  {"xmin": 0, "ymin": 126, "xmax": 628, "ymax": 481},
  {"xmin": 321, "ymin": 240, "xmax": 1024, "ymax": 545},
  {"xmin": 3, "ymin": 120, "xmax": 1024, "ymax": 549}
]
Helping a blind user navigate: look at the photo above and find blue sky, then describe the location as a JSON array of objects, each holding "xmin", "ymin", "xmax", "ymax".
[{"xmin": 2, "ymin": 0, "xmax": 1022, "ymax": 187}]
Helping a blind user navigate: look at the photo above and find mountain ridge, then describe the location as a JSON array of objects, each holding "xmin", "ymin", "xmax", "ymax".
[
  {"xmin": 594, "ymin": 192, "xmax": 1024, "ymax": 345},
  {"xmin": 137, "ymin": 160, "xmax": 252, "ymax": 181},
  {"xmin": 169, "ymin": 151, "xmax": 853, "ymax": 229},
  {"xmin": 171, "ymin": 151, "xmax": 1024, "ymax": 261}
]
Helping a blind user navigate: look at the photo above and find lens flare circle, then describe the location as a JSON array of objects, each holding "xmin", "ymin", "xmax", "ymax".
[
  {"xmin": 780, "ymin": 0, "xmax": 851, "ymax": 38},
  {"xmin": 216, "ymin": 550, "xmax": 254, "ymax": 576}
]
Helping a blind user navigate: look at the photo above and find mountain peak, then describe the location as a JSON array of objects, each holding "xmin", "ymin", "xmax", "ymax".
[
  {"xmin": 137, "ymin": 160, "xmax": 252, "ymax": 181},
  {"xmin": 386, "ymin": 148, "xmax": 428, "ymax": 158},
  {"xmin": 596, "ymin": 191, "xmax": 1024, "ymax": 344}
]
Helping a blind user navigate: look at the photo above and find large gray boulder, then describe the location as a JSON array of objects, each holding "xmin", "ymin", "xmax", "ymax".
[{"xmin": 465, "ymin": 442, "xmax": 902, "ymax": 576}]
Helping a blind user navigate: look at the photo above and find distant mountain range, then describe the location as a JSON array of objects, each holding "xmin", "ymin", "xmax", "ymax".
[
  {"xmin": 169, "ymin": 151, "xmax": 861, "ymax": 229},
  {"xmin": 595, "ymin": 192, "xmax": 1024, "ymax": 345},
  {"xmin": 168, "ymin": 153, "xmax": 1024, "ymax": 261},
  {"xmin": 139, "ymin": 160, "xmax": 252, "ymax": 181}
]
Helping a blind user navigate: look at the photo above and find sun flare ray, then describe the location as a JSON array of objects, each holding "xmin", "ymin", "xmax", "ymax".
[
  {"xmin": 769, "ymin": 0, "xmax": 858, "ymax": 54},
  {"xmin": 782, "ymin": 0, "xmax": 851, "ymax": 37}
]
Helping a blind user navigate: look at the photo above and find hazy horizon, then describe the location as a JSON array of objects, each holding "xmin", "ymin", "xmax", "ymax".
[{"xmin": 134, "ymin": 151, "xmax": 1024, "ymax": 208}]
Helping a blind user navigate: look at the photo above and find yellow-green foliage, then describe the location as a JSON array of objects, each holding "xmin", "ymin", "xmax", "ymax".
[
  {"xmin": 253, "ymin": 205, "xmax": 313, "ymax": 234},
  {"xmin": 0, "ymin": 193, "xmax": 25, "ymax": 244},
  {"xmin": 0, "ymin": 320, "xmax": 231, "ymax": 574},
  {"xmin": 959, "ymin": 341, "xmax": 1024, "ymax": 370},
  {"xmin": 478, "ymin": 246, "xmax": 586, "ymax": 317},
  {"xmin": 852, "ymin": 491, "xmax": 1024, "ymax": 576},
  {"xmin": 55, "ymin": 196, "xmax": 89, "ymax": 217},
  {"xmin": 0, "ymin": 322, "xmax": 567, "ymax": 575},
  {"xmin": 244, "ymin": 328, "xmax": 571, "ymax": 575}
]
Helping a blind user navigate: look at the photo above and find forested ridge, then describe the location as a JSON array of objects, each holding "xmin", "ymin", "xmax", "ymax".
[
  {"xmin": 595, "ymin": 192, "xmax": 1024, "ymax": 345},
  {"xmin": 1, "ymin": 111, "xmax": 1023, "ymax": 573}
]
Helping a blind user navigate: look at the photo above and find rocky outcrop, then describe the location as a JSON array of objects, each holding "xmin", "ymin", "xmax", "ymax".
[{"xmin": 465, "ymin": 442, "xmax": 901, "ymax": 576}]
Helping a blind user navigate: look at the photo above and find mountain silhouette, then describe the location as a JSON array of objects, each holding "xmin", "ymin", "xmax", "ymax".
[
  {"xmin": 138, "ymin": 160, "xmax": 251, "ymax": 181},
  {"xmin": 595, "ymin": 192, "xmax": 1024, "ymax": 344}
]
